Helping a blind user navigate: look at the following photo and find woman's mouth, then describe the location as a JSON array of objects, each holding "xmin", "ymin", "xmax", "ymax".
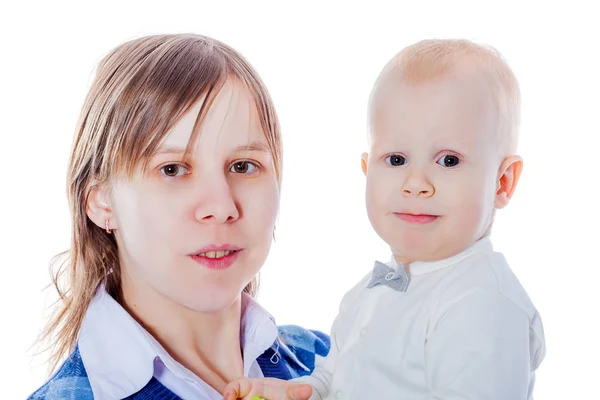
[
  {"xmin": 189, "ymin": 247, "xmax": 242, "ymax": 270},
  {"xmin": 196, "ymin": 250, "xmax": 237, "ymax": 258}
]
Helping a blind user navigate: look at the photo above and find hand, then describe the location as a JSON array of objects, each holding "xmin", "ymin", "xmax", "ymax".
[{"xmin": 222, "ymin": 377, "xmax": 313, "ymax": 400}]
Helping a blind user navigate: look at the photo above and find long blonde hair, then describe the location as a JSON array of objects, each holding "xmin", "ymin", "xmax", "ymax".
[{"xmin": 40, "ymin": 33, "xmax": 282, "ymax": 373}]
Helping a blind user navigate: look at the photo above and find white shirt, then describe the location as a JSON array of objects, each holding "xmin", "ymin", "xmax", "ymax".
[
  {"xmin": 78, "ymin": 287, "xmax": 278, "ymax": 400},
  {"xmin": 296, "ymin": 237, "xmax": 546, "ymax": 399}
]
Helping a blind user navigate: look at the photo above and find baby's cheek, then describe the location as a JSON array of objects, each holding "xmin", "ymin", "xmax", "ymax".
[
  {"xmin": 365, "ymin": 185, "xmax": 385, "ymax": 224},
  {"xmin": 366, "ymin": 173, "xmax": 389, "ymax": 201},
  {"xmin": 366, "ymin": 195, "xmax": 392, "ymax": 243},
  {"xmin": 446, "ymin": 203, "xmax": 489, "ymax": 243}
]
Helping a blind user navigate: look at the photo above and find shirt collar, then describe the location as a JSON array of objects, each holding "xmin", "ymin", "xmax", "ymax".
[
  {"xmin": 388, "ymin": 235, "xmax": 494, "ymax": 276},
  {"xmin": 78, "ymin": 287, "xmax": 278, "ymax": 399}
]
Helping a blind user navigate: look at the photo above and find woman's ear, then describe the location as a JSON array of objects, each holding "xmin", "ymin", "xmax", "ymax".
[{"xmin": 86, "ymin": 183, "xmax": 114, "ymax": 232}]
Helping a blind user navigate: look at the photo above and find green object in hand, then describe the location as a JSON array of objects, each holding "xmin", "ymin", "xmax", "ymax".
[{"xmin": 251, "ymin": 397, "xmax": 264, "ymax": 400}]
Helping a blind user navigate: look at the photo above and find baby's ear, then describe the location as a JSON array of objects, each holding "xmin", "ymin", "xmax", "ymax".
[
  {"xmin": 495, "ymin": 155, "xmax": 523, "ymax": 209},
  {"xmin": 361, "ymin": 152, "xmax": 369, "ymax": 175},
  {"xmin": 86, "ymin": 182, "xmax": 115, "ymax": 231}
]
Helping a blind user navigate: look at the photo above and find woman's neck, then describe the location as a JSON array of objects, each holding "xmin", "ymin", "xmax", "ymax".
[{"xmin": 121, "ymin": 277, "xmax": 244, "ymax": 394}]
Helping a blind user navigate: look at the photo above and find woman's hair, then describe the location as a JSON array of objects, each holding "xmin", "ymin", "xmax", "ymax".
[{"xmin": 39, "ymin": 33, "xmax": 282, "ymax": 372}]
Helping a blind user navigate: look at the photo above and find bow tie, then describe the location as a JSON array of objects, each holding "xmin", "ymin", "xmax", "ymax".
[{"xmin": 367, "ymin": 261, "xmax": 409, "ymax": 292}]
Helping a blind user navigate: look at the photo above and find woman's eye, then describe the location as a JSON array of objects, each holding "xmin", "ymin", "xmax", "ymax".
[
  {"xmin": 436, "ymin": 155, "xmax": 461, "ymax": 168},
  {"xmin": 230, "ymin": 161, "xmax": 257, "ymax": 174},
  {"xmin": 386, "ymin": 155, "xmax": 407, "ymax": 166},
  {"xmin": 160, "ymin": 164, "xmax": 189, "ymax": 177}
]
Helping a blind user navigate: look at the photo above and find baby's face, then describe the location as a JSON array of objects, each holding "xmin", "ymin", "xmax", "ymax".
[{"xmin": 364, "ymin": 71, "xmax": 505, "ymax": 263}]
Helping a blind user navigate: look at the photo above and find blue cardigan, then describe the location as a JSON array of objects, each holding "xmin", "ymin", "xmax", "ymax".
[{"xmin": 29, "ymin": 325, "xmax": 330, "ymax": 399}]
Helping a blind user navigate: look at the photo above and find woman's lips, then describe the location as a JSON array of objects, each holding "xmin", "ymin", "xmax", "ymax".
[{"xmin": 189, "ymin": 247, "xmax": 242, "ymax": 270}]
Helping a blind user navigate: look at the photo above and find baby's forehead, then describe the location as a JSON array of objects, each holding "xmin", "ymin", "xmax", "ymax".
[
  {"xmin": 375, "ymin": 77, "xmax": 495, "ymax": 127},
  {"xmin": 367, "ymin": 41, "xmax": 519, "ymax": 155},
  {"xmin": 370, "ymin": 124, "xmax": 493, "ymax": 148},
  {"xmin": 376, "ymin": 64, "xmax": 493, "ymax": 104}
]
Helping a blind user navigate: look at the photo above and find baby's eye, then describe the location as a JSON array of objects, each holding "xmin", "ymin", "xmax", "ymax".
[
  {"xmin": 436, "ymin": 155, "xmax": 461, "ymax": 168},
  {"xmin": 230, "ymin": 161, "xmax": 258, "ymax": 174},
  {"xmin": 160, "ymin": 164, "xmax": 189, "ymax": 177},
  {"xmin": 386, "ymin": 155, "xmax": 407, "ymax": 166}
]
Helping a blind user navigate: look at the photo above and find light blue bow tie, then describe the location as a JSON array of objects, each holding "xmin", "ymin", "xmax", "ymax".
[{"xmin": 367, "ymin": 261, "xmax": 409, "ymax": 292}]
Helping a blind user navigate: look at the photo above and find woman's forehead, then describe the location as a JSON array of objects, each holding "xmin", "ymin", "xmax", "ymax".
[{"xmin": 159, "ymin": 79, "xmax": 266, "ymax": 154}]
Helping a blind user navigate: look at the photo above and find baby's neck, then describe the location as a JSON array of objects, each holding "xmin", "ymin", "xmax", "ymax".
[
  {"xmin": 393, "ymin": 254, "xmax": 415, "ymax": 266},
  {"xmin": 392, "ymin": 235, "xmax": 490, "ymax": 267}
]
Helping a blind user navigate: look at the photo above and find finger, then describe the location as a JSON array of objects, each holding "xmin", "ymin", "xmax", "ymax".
[
  {"xmin": 222, "ymin": 391, "xmax": 235, "ymax": 400},
  {"xmin": 287, "ymin": 383, "xmax": 313, "ymax": 400},
  {"xmin": 255, "ymin": 379, "xmax": 306, "ymax": 400},
  {"xmin": 222, "ymin": 379, "xmax": 254, "ymax": 399}
]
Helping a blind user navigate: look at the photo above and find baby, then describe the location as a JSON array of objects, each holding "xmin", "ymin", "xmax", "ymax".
[{"xmin": 225, "ymin": 39, "xmax": 546, "ymax": 400}]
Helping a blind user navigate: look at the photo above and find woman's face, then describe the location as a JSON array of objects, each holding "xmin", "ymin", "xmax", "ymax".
[{"xmin": 102, "ymin": 79, "xmax": 280, "ymax": 312}]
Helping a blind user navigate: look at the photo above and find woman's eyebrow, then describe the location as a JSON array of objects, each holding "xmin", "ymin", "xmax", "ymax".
[
  {"xmin": 153, "ymin": 141, "xmax": 270, "ymax": 156},
  {"xmin": 153, "ymin": 145, "xmax": 186, "ymax": 155},
  {"xmin": 233, "ymin": 141, "xmax": 270, "ymax": 153}
]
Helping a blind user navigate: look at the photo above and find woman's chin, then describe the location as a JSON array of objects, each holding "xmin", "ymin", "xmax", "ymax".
[{"xmin": 173, "ymin": 286, "xmax": 245, "ymax": 314}]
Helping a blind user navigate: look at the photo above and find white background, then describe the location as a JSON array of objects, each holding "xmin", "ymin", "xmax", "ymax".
[{"xmin": 1, "ymin": 1, "xmax": 598, "ymax": 398}]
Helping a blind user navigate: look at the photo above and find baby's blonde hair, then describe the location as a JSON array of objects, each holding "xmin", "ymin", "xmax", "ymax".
[{"xmin": 369, "ymin": 39, "xmax": 521, "ymax": 154}]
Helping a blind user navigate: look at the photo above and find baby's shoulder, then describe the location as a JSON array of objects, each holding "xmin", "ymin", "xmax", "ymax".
[{"xmin": 438, "ymin": 251, "xmax": 538, "ymax": 321}]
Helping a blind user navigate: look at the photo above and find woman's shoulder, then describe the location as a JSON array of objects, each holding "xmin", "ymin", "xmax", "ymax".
[
  {"xmin": 28, "ymin": 346, "xmax": 93, "ymax": 400},
  {"xmin": 28, "ymin": 326, "xmax": 331, "ymax": 396},
  {"xmin": 276, "ymin": 325, "xmax": 330, "ymax": 374},
  {"xmin": 278, "ymin": 325, "xmax": 330, "ymax": 354}
]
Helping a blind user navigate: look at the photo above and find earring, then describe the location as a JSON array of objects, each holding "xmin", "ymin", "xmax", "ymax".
[{"xmin": 105, "ymin": 219, "xmax": 112, "ymax": 234}]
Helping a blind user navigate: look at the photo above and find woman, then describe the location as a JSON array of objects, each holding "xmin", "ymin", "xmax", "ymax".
[{"xmin": 29, "ymin": 34, "xmax": 329, "ymax": 400}]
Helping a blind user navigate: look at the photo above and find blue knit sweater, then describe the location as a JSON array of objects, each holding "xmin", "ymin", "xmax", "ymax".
[{"xmin": 29, "ymin": 325, "xmax": 330, "ymax": 399}]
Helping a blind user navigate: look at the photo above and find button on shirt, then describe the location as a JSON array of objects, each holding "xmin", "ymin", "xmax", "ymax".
[
  {"xmin": 78, "ymin": 288, "xmax": 278, "ymax": 400},
  {"xmin": 296, "ymin": 237, "xmax": 546, "ymax": 399}
]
